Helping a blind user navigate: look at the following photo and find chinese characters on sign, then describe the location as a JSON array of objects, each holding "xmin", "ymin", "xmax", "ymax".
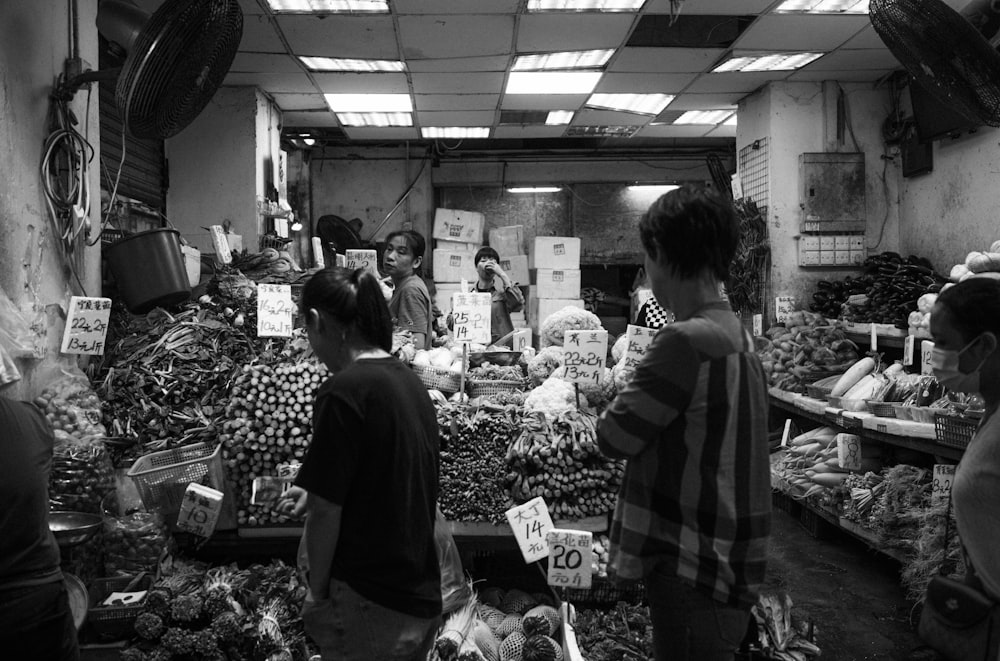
[
  {"xmin": 505, "ymin": 497, "xmax": 555, "ymax": 563},
  {"xmin": 451, "ymin": 292, "xmax": 492, "ymax": 344},
  {"xmin": 775, "ymin": 296, "xmax": 796, "ymax": 324},
  {"xmin": 546, "ymin": 529, "xmax": 593, "ymax": 590},
  {"xmin": 257, "ymin": 284, "xmax": 294, "ymax": 337},
  {"xmin": 176, "ymin": 483, "xmax": 224, "ymax": 538},
  {"xmin": 512, "ymin": 329, "xmax": 532, "ymax": 352},
  {"xmin": 562, "ymin": 330, "xmax": 608, "ymax": 385},
  {"xmin": 622, "ymin": 324, "xmax": 657, "ymax": 370},
  {"xmin": 344, "ymin": 250, "xmax": 379, "ymax": 278},
  {"xmin": 61, "ymin": 296, "xmax": 112, "ymax": 355},
  {"xmin": 932, "ymin": 464, "xmax": 955, "ymax": 506},
  {"xmin": 836, "ymin": 433, "xmax": 862, "ymax": 472}
]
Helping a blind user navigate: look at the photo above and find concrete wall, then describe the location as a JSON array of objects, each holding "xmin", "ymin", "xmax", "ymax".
[{"xmin": 0, "ymin": 0, "xmax": 101, "ymax": 399}]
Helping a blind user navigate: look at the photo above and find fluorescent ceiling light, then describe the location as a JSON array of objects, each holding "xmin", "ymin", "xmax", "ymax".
[
  {"xmin": 324, "ymin": 93, "xmax": 412, "ymax": 113},
  {"xmin": 627, "ymin": 184, "xmax": 679, "ymax": 193},
  {"xmin": 527, "ymin": 0, "xmax": 646, "ymax": 11},
  {"xmin": 774, "ymin": 0, "xmax": 869, "ymax": 13},
  {"xmin": 513, "ymin": 49, "xmax": 615, "ymax": 71},
  {"xmin": 673, "ymin": 110, "xmax": 735, "ymax": 125},
  {"xmin": 586, "ymin": 93, "xmax": 673, "ymax": 115},
  {"xmin": 299, "ymin": 56, "xmax": 405, "ymax": 72},
  {"xmin": 712, "ymin": 52, "xmax": 824, "ymax": 73},
  {"xmin": 546, "ymin": 111, "xmax": 575, "ymax": 125},
  {"xmin": 724, "ymin": 114, "xmax": 738, "ymax": 126},
  {"xmin": 507, "ymin": 187, "xmax": 562, "ymax": 193},
  {"xmin": 564, "ymin": 124, "xmax": 640, "ymax": 137},
  {"xmin": 267, "ymin": 0, "xmax": 388, "ymax": 12},
  {"xmin": 421, "ymin": 127, "xmax": 490, "ymax": 139},
  {"xmin": 506, "ymin": 71, "xmax": 603, "ymax": 95},
  {"xmin": 336, "ymin": 112, "xmax": 413, "ymax": 127}
]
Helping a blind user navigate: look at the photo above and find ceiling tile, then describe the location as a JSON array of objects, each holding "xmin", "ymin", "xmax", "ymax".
[
  {"xmin": 704, "ymin": 124, "xmax": 737, "ymax": 138},
  {"xmin": 393, "ymin": 0, "xmax": 520, "ymax": 13},
  {"xmin": 312, "ymin": 72, "xmax": 411, "ymax": 93},
  {"xmin": 595, "ymin": 72, "xmax": 696, "ymax": 93},
  {"xmin": 239, "ymin": 14, "xmax": 287, "ymax": 53},
  {"xmin": 501, "ymin": 94, "xmax": 590, "ymax": 110},
  {"xmin": 733, "ymin": 15, "xmax": 872, "ymax": 51},
  {"xmin": 573, "ymin": 109, "xmax": 656, "ymax": 126},
  {"xmin": 238, "ymin": 0, "xmax": 267, "ymax": 15},
  {"xmin": 786, "ymin": 68, "xmax": 894, "ymax": 82},
  {"xmin": 609, "ymin": 47, "xmax": 726, "ymax": 73},
  {"xmin": 343, "ymin": 127, "xmax": 421, "ymax": 140},
  {"xmin": 416, "ymin": 110, "xmax": 497, "ymax": 126},
  {"xmin": 803, "ymin": 49, "xmax": 899, "ymax": 71},
  {"xmin": 667, "ymin": 92, "xmax": 746, "ymax": 109},
  {"xmin": 415, "ymin": 95, "xmax": 501, "ymax": 110},
  {"xmin": 398, "ymin": 15, "xmax": 514, "ymax": 59},
  {"xmin": 407, "ymin": 56, "xmax": 511, "ymax": 73},
  {"xmin": 281, "ymin": 110, "xmax": 340, "ymax": 127},
  {"xmin": 276, "ymin": 15, "xmax": 399, "ymax": 59},
  {"xmin": 230, "ymin": 52, "xmax": 303, "ymax": 74},
  {"xmin": 684, "ymin": 71, "xmax": 789, "ymax": 94},
  {"xmin": 517, "ymin": 15, "xmax": 636, "ymax": 52},
  {"xmin": 841, "ymin": 26, "xmax": 890, "ymax": 49},
  {"xmin": 271, "ymin": 93, "xmax": 330, "ymax": 111},
  {"xmin": 645, "ymin": 0, "xmax": 775, "ymax": 14},
  {"xmin": 636, "ymin": 124, "xmax": 713, "ymax": 138},
  {"xmin": 493, "ymin": 126, "xmax": 570, "ymax": 139},
  {"xmin": 223, "ymin": 72, "xmax": 319, "ymax": 94},
  {"xmin": 411, "ymin": 72, "xmax": 505, "ymax": 94}
]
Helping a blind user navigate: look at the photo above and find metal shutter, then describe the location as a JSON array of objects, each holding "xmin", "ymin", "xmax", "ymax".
[{"xmin": 98, "ymin": 74, "xmax": 166, "ymax": 209}]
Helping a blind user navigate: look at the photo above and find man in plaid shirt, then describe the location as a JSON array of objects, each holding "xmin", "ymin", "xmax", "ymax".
[{"xmin": 598, "ymin": 186, "xmax": 771, "ymax": 661}]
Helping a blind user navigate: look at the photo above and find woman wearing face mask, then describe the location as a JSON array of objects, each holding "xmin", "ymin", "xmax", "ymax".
[
  {"xmin": 384, "ymin": 230, "xmax": 434, "ymax": 350},
  {"xmin": 929, "ymin": 278, "xmax": 1000, "ymax": 601},
  {"xmin": 282, "ymin": 267, "xmax": 442, "ymax": 660}
]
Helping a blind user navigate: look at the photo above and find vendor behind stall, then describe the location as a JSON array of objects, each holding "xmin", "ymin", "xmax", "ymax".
[
  {"xmin": 384, "ymin": 230, "xmax": 434, "ymax": 350},
  {"xmin": 469, "ymin": 246, "xmax": 525, "ymax": 345}
]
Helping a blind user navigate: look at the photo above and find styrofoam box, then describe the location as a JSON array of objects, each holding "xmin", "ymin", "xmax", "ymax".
[
  {"xmin": 433, "ymin": 283, "xmax": 463, "ymax": 314},
  {"xmin": 180, "ymin": 245, "xmax": 201, "ymax": 287},
  {"xmin": 499, "ymin": 254, "xmax": 529, "ymax": 285},
  {"xmin": 532, "ymin": 269, "xmax": 581, "ymax": 300},
  {"xmin": 529, "ymin": 236, "xmax": 581, "ymax": 270},
  {"xmin": 530, "ymin": 297, "xmax": 585, "ymax": 330},
  {"xmin": 489, "ymin": 225, "xmax": 525, "ymax": 257},
  {"xmin": 433, "ymin": 249, "xmax": 476, "ymax": 283},
  {"xmin": 436, "ymin": 238, "xmax": 479, "ymax": 253},
  {"xmin": 433, "ymin": 208, "xmax": 485, "ymax": 244}
]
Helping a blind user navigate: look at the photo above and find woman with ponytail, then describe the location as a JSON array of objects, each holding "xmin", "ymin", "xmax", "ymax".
[{"xmin": 278, "ymin": 267, "xmax": 442, "ymax": 660}]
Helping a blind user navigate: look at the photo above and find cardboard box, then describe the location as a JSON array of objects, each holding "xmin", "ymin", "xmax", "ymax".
[
  {"xmin": 433, "ymin": 249, "xmax": 477, "ymax": 283},
  {"xmin": 529, "ymin": 237, "xmax": 581, "ymax": 270},
  {"xmin": 529, "ymin": 297, "xmax": 585, "ymax": 330},
  {"xmin": 433, "ymin": 208, "xmax": 485, "ymax": 244},
  {"xmin": 436, "ymin": 239, "xmax": 479, "ymax": 253},
  {"xmin": 433, "ymin": 283, "xmax": 463, "ymax": 314},
  {"xmin": 499, "ymin": 255, "xmax": 530, "ymax": 286},
  {"xmin": 532, "ymin": 269, "xmax": 581, "ymax": 299},
  {"xmin": 489, "ymin": 225, "xmax": 525, "ymax": 257}
]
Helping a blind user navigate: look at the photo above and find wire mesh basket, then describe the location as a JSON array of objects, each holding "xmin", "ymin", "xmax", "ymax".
[
  {"xmin": 467, "ymin": 378, "xmax": 529, "ymax": 399},
  {"xmin": 866, "ymin": 401, "xmax": 900, "ymax": 418},
  {"xmin": 411, "ymin": 363, "xmax": 462, "ymax": 393},
  {"xmin": 935, "ymin": 413, "xmax": 978, "ymax": 450},
  {"xmin": 87, "ymin": 574, "xmax": 154, "ymax": 639},
  {"xmin": 126, "ymin": 443, "xmax": 228, "ymax": 520}
]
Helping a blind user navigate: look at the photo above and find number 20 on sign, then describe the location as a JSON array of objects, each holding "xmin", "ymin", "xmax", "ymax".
[{"xmin": 546, "ymin": 529, "xmax": 593, "ymax": 590}]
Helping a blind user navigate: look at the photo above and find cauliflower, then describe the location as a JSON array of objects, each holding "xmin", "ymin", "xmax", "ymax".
[
  {"xmin": 134, "ymin": 612, "xmax": 166, "ymax": 641},
  {"xmin": 212, "ymin": 611, "xmax": 243, "ymax": 644},
  {"xmin": 527, "ymin": 346, "xmax": 565, "ymax": 387},
  {"xmin": 170, "ymin": 593, "xmax": 204, "ymax": 623},
  {"xmin": 524, "ymin": 377, "xmax": 580, "ymax": 417},
  {"xmin": 612, "ymin": 360, "xmax": 635, "ymax": 393},
  {"xmin": 550, "ymin": 367, "xmax": 615, "ymax": 409},
  {"xmin": 539, "ymin": 307, "xmax": 603, "ymax": 347},
  {"xmin": 610, "ymin": 333, "xmax": 629, "ymax": 365},
  {"xmin": 162, "ymin": 627, "xmax": 197, "ymax": 655}
]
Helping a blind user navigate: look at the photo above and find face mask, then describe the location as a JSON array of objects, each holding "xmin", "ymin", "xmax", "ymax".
[{"xmin": 930, "ymin": 335, "xmax": 988, "ymax": 393}]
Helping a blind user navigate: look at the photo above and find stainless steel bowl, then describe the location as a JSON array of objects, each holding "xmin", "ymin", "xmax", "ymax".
[{"xmin": 49, "ymin": 511, "xmax": 103, "ymax": 547}]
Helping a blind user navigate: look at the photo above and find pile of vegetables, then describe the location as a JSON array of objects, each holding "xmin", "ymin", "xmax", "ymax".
[
  {"xmin": 770, "ymin": 427, "xmax": 882, "ymax": 499},
  {"xmin": 221, "ymin": 358, "xmax": 327, "ymax": 527},
  {"xmin": 757, "ymin": 311, "xmax": 860, "ymax": 392},
  {"xmin": 747, "ymin": 592, "xmax": 821, "ymax": 661},
  {"xmin": 726, "ymin": 197, "xmax": 770, "ymax": 320},
  {"xmin": 948, "ymin": 240, "xmax": 1000, "ymax": 283},
  {"xmin": 538, "ymin": 306, "xmax": 603, "ymax": 348},
  {"xmin": 230, "ymin": 247, "xmax": 304, "ymax": 282},
  {"xmin": 573, "ymin": 602, "xmax": 653, "ymax": 661},
  {"xmin": 505, "ymin": 412, "xmax": 624, "ymax": 520}
]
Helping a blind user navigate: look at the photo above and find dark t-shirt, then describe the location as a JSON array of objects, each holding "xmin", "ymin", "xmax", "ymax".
[
  {"xmin": 0, "ymin": 399, "xmax": 62, "ymax": 590},
  {"xmin": 296, "ymin": 358, "xmax": 442, "ymax": 618},
  {"xmin": 389, "ymin": 274, "xmax": 433, "ymax": 350}
]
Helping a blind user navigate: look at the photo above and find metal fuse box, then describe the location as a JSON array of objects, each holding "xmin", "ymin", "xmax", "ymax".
[{"xmin": 800, "ymin": 153, "xmax": 866, "ymax": 233}]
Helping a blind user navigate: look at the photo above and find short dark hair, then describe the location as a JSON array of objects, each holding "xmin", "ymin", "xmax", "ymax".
[
  {"xmin": 936, "ymin": 279, "xmax": 1000, "ymax": 341},
  {"xmin": 384, "ymin": 230, "xmax": 427, "ymax": 276},
  {"xmin": 475, "ymin": 246, "xmax": 500, "ymax": 264},
  {"xmin": 301, "ymin": 267, "xmax": 392, "ymax": 352},
  {"xmin": 638, "ymin": 185, "xmax": 739, "ymax": 281}
]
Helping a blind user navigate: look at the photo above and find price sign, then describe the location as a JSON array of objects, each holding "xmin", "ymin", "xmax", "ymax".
[
  {"xmin": 344, "ymin": 250, "xmax": 379, "ymax": 278},
  {"xmin": 563, "ymin": 330, "xmax": 609, "ymax": 385},
  {"xmin": 257, "ymin": 284, "xmax": 294, "ymax": 337},
  {"xmin": 61, "ymin": 296, "xmax": 112, "ymax": 355},
  {"xmin": 512, "ymin": 329, "xmax": 532, "ymax": 352},
  {"xmin": 932, "ymin": 464, "xmax": 956, "ymax": 505},
  {"xmin": 622, "ymin": 325, "xmax": 657, "ymax": 370},
  {"xmin": 176, "ymin": 483, "xmax": 223, "ymax": 538},
  {"xmin": 920, "ymin": 340, "xmax": 935, "ymax": 376},
  {"xmin": 836, "ymin": 433, "xmax": 863, "ymax": 472},
  {"xmin": 753, "ymin": 313, "xmax": 764, "ymax": 338},
  {"xmin": 871, "ymin": 324, "xmax": 879, "ymax": 352},
  {"xmin": 209, "ymin": 225, "xmax": 232, "ymax": 264},
  {"xmin": 546, "ymin": 529, "xmax": 594, "ymax": 590},
  {"xmin": 775, "ymin": 296, "xmax": 796, "ymax": 324},
  {"xmin": 505, "ymin": 497, "xmax": 555, "ymax": 563},
  {"xmin": 903, "ymin": 334, "xmax": 915, "ymax": 367},
  {"xmin": 311, "ymin": 237, "xmax": 325, "ymax": 268},
  {"xmin": 780, "ymin": 419, "xmax": 793, "ymax": 448},
  {"xmin": 451, "ymin": 292, "xmax": 491, "ymax": 344}
]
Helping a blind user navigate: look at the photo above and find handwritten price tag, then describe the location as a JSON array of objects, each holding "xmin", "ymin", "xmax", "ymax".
[
  {"xmin": 836, "ymin": 433, "xmax": 863, "ymax": 472},
  {"xmin": 920, "ymin": 340, "xmax": 935, "ymax": 376},
  {"xmin": 344, "ymin": 250, "xmax": 379, "ymax": 278},
  {"xmin": 257, "ymin": 284, "xmax": 294, "ymax": 337},
  {"xmin": 512, "ymin": 329, "xmax": 532, "ymax": 352},
  {"xmin": 311, "ymin": 237, "xmax": 325, "ymax": 268},
  {"xmin": 753, "ymin": 313, "xmax": 763, "ymax": 338},
  {"xmin": 622, "ymin": 324, "xmax": 657, "ymax": 370},
  {"xmin": 546, "ymin": 529, "xmax": 593, "ymax": 590},
  {"xmin": 563, "ymin": 330, "xmax": 608, "ymax": 385},
  {"xmin": 903, "ymin": 334, "xmax": 915, "ymax": 367},
  {"xmin": 210, "ymin": 225, "xmax": 232, "ymax": 265},
  {"xmin": 176, "ymin": 483, "xmax": 224, "ymax": 538},
  {"xmin": 452, "ymin": 292, "xmax": 491, "ymax": 344},
  {"xmin": 505, "ymin": 497, "xmax": 555, "ymax": 563},
  {"xmin": 61, "ymin": 296, "xmax": 112, "ymax": 355},
  {"xmin": 775, "ymin": 296, "xmax": 796, "ymax": 324},
  {"xmin": 932, "ymin": 464, "xmax": 956, "ymax": 505}
]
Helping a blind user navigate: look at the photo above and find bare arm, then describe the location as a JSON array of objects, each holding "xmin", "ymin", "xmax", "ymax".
[{"xmin": 304, "ymin": 492, "xmax": 343, "ymax": 599}]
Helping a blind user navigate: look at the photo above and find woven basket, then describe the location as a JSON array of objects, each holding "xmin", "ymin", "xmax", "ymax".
[
  {"xmin": 468, "ymin": 378, "xmax": 528, "ymax": 399},
  {"xmin": 412, "ymin": 363, "xmax": 462, "ymax": 393},
  {"xmin": 805, "ymin": 383, "xmax": 834, "ymax": 400},
  {"xmin": 935, "ymin": 413, "xmax": 978, "ymax": 450},
  {"xmin": 866, "ymin": 401, "xmax": 899, "ymax": 418}
]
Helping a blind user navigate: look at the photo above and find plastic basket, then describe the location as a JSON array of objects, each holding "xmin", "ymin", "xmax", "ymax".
[
  {"xmin": 935, "ymin": 414, "xmax": 978, "ymax": 450},
  {"xmin": 87, "ymin": 574, "xmax": 153, "ymax": 639},
  {"xmin": 126, "ymin": 443, "xmax": 227, "ymax": 519},
  {"xmin": 259, "ymin": 233, "xmax": 293, "ymax": 251},
  {"xmin": 467, "ymin": 378, "xmax": 528, "ymax": 399},
  {"xmin": 866, "ymin": 401, "xmax": 899, "ymax": 418},
  {"xmin": 805, "ymin": 383, "xmax": 834, "ymax": 400},
  {"xmin": 564, "ymin": 576, "xmax": 645, "ymax": 606},
  {"xmin": 412, "ymin": 363, "xmax": 462, "ymax": 393}
]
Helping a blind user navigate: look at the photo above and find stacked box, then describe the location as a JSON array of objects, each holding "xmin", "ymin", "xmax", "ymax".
[
  {"xmin": 528, "ymin": 237, "xmax": 582, "ymax": 335},
  {"xmin": 489, "ymin": 225, "xmax": 525, "ymax": 258},
  {"xmin": 431, "ymin": 209, "xmax": 485, "ymax": 303},
  {"xmin": 432, "ymin": 248, "xmax": 477, "ymax": 283}
]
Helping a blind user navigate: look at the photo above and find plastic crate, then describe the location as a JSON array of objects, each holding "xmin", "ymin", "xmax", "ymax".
[
  {"xmin": 412, "ymin": 363, "xmax": 462, "ymax": 393},
  {"xmin": 87, "ymin": 574, "xmax": 153, "ymax": 640},
  {"xmin": 126, "ymin": 443, "xmax": 228, "ymax": 521},
  {"xmin": 772, "ymin": 490, "xmax": 802, "ymax": 518},
  {"xmin": 467, "ymin": 378, "xmax": 528, "ymax": 399},
  {"xmin": 798, "ymin": 507, "xmax": 833, "ymax": 540},
  {"xmin": 866, "ymin": 401, "xmax": 899, "ymax": 418},
  {"xmin": 935, "ymin": 414, "xmax": 978, "ymax": 450},
  {"xmin": 563, "ymin": 576, "xmax": 645, "ymax": 606},
  {"xmin": 805, "ymin": 383, "xmax": 833, "ymax": 400}
]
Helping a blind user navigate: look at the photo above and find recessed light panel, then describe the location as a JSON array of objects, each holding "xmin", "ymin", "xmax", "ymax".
[
  {"xmin": 564, "ymin": 125, "xmax": 640, "ymax": 137},
  {"xmin": 324, "ymin": 94, "xmax": 413, "ymax": 113},
  {"xmin": 673, "ymin": 110, "xmax": 735, "ymax": 125},
  {"xmin": 774, "ymin": 0, "xmax": 869, "ymax": 13},
  {"xmin": 586, "ymin": 93, "xmax": 673, "ymax": 115},
  {"xmin": 267, "ymin": 0, "xmax": 388, "ymax": 12},
  {"xmin": 508, "ymin": 187, "xmax": 562, "ymax": 193},
  {"xmin": 527, "ymin": 0, "xmax": 646, "ymax": 11},
  {"xmin": 546, "ymin": 111, "xmax": 575, "ymax": 125},
  {"xmin": 506, "ymin": 71, "xmax": 604, "ymax": 94},
  {"xmin": 336, "ymin": 112, "xmax": 413, "ymax": 127},
  {"xmin": 712, "ymin": 52, "xmax": 824, "ymax": 72},
  {"xmin": 513, "ymin": 50, "xmax": 615, "ymax": 71},
  {"xmin": 421, "ymin": 127, "xmax": 491, "ymax": 139},
  {"xmin": 300, "ymin": 56, "xmax": 405, "ymax": 72}
]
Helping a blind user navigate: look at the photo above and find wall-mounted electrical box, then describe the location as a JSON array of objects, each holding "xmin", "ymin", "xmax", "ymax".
[
  {"xmin": 797, "ymin": 233, "xmax": 866, "ymax": 268},
  {"xmin": 799, "ymin": 152, "xmax": 866, "ymax": 233}
]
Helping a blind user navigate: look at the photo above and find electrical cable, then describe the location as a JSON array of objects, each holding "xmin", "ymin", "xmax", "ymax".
[{"xmin": 868, "ymin": 154, "xmax": 892, "ymax": 251}]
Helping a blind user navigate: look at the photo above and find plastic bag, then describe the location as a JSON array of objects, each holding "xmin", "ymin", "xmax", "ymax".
[
  {"xmin": 103, "ymin": 493, "xmax": 172, "ymax": 576},
  {"xmin": 436, "ymin": 507, "xmax": 471, "ymax": 615},
  {"xmin": 49, "ymin": 429, "xmax": 116, "ymax": 514},
  {"xmin": 0, "ymin": 286, "xmax": 41, "ymax": 359},
  {"xmin": 33, "ymin": 365, "xmax": 108, "ymax": 438}
]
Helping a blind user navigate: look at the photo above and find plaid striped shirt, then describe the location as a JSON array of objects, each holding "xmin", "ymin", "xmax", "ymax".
[{"xmin": 597, "ymin": 301, "xmax": 771, "ymax": 608}]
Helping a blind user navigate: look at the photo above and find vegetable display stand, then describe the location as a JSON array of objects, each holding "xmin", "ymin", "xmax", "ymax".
[
  {"xmin": 412, "ymin": 363, "xmax": 462, "ymax": 393},
  {"xmin": 934, "ymin": 413, "xmax": 977, "ymax": 450},
  {"xmin": 87, "ymin": 574, "xmax": 154, "ymax": 640},
  {"xmin": 467, "ymin": 377, "xmax": 529, "ymax": 399}
]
